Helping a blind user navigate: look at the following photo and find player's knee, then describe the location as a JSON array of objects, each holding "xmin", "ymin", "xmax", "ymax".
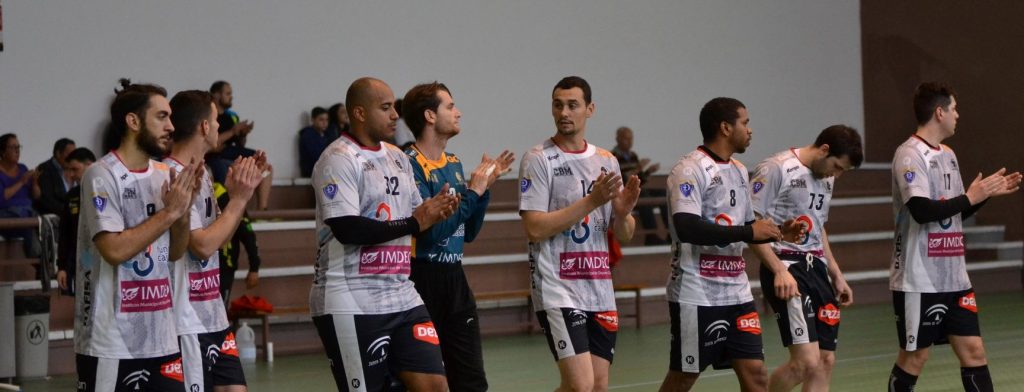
[
  {"xmin": 899, "ymin": 349, "xmax": 929, "ymax": 372},
  {"xmin": 562, "ymin": 379, "xmax": 594, "ymax": 392},
  {"xmin": 958, "ymin": 341, "xmax": 987, "ymax": 366},
  {"xmin": 819, "ymin": 352, "xmax": 836, "ymax": 372}
]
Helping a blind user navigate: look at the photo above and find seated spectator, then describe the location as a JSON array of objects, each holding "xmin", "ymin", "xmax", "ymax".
[
  {"xmin": 0, "ymin": 133, "xmax": 41, "ymax": 258},
  {"xmin": 56, "ymin": 147, "xmax": 96, "ymax": 295},
  {"xmin": 327, "ymin": 102, "xmax": 349, "ymax": 135},
  {"xmin": 298, "ymin": 106, "xmax": 338, "ymax": 177},
  {"xmin": 611, "ymin": 126, "xmax": 667, "ymax": 244},
  {"xmin": 207, "ymin": 80, "xmax": 274, "ymax": 209},
  {"xmin": 33, "ymin": 138, "xmax": 76, "ymax": 215}
]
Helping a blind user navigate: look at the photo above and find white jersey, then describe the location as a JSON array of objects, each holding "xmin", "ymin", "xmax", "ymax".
[
  {"xmin": 75, "ymin": 152, "xmax": 178, "ymax": 358},
  {"xmin": 666, "ymin": 148, "xmax": 755, "ymax": 306},
  {"xmin": 519, "ymin": 140, "xmax": 620, "ymax": 312},
  {"xmin": 890, "ymin": 136, "xmax": 969, "ymax": 292},
  {"xmin": 750, "ymin": 149, "xmax": 835, "ymax": 264},
  {"xmin": 164, "ymin": 158, "xmax": 229, "ymax": 335},
  {"xmin": 310, "ymin": 135, "xmax": 424, "ymax": 315}
]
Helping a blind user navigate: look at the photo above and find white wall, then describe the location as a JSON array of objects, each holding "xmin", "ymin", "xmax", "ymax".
[{"xmin": 0, "ymin": 1, "xmax": 862, "ymax": 177}]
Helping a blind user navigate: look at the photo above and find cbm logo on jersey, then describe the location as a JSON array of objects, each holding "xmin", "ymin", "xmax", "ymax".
[
  {"xmin": 366, "ymin": 336, "xmax": 390, "ymax": 366},
  {"xmin": 566, "ymin": 215, "xmax": 591, "ymax": 244},
  {"xmin": 553, "ymin": 166, "xmax": 574, "ymax": 177},
  {"xmin": 703, "ymin": 320, "xmax": 730, "ymax": 346},
  {"xmin": 923, "ymin": 304, "xmax": 947, "ymax": 326},
  {"xmin": 322, "ymin": 182, "xmax": 338, "ymax": 200}
]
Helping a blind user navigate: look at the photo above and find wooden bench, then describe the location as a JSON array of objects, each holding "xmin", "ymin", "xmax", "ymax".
[{"xmin": 475, "ymin": 289, "xmax": 533, "ymax": 333}]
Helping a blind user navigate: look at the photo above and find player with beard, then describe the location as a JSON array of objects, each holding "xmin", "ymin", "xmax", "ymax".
[
  {"xmin": 659, "ymin": 97, "xmax": 802, "ymax": 392},
  {"xmin": 519, "ymin": 76, "xmax": 640, "ymax": 392},
  {"xmin": 311, "ymin": 77, "xmax": 459, "ymax": 392},
  {"xmin": 749, "ymin": 125, "xmax": 863, "ymax": 391},
  {"xmin": 886, "ymin": 83, "xmax": 1020, "ymax": 392},
  {"xmin": 75, "ymin": 79, "xmax": 202, "ymax": 391},
  {"xmin": 402, "ymin": 81, "xmax": 514, "ymax": 391},
  {"xmin": 167, "ymin": 90, "xmax": 265, "ymax": 392}
]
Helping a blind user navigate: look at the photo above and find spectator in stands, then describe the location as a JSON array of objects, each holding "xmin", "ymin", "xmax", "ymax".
[
  {"xmin": 327, "ymin": 102, "xmax": 349, "ymax": 135},
  {"xmin": 33, "ymin": 137, "xmax": 76, "ymax": 215},
  {"xmin": 299, "ymin": 106, "xmax": 338, "ymax": 177},
  {"xmin": 208, "ymin": 80, "xmax": 273, "ymax": 209},
  {"xmin": 612, "ymin": 126, "xmax": 667, "ymax": 244},
  {"xmin": 55, "ymin": 147, "xmax": 96, "ymax": 295},
  {"xmin": 0, "ymin": 133, "xmax": 40, "ymax": 258}
]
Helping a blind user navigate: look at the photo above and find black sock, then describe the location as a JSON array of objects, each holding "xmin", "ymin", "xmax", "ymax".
[
  {"xmin": 889, "ymin": 364, "xmax": 918, "ymax": 392},
  {"xmin": 961, "ymin": 365, "xmax": 994, "ymax": 392}
]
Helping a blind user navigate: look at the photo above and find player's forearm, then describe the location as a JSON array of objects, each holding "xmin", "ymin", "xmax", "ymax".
[
  {"xmin": 464, "ymin": 191, "xmax": 490, "ymax": 243},
  {"xmin": 421, "ymin": 190, "xmax": 480, "ymax": 243},
  {"xmin": 327, "ymin": 216, "xmax": 419, "ymax": 245},
  {"xmin": 671, "ymin": 213, "xmax": 753, "ymax": 245},
  {"xmin": 905, "ymin": 196, "xmax": 971, "ymax": 223},
  {"xmin": 751, "ymin": 243, "xmax": 788, "ymax": 274},
  {"xmin": 822, "ymin": 231, "xmax": 844, "ymax": 280},
  {"xmin": 613, "ymin": 214, "xmax": 636, "ymax": 243},
  {"xmin": 168, "ymin": 214, "xmax": 190, "ymax": 261},
  {"xmin": 521, "ymin": 194, "xmax": 602, "ymax": 242},
  {"xmin": 189, "ymin": 199, "xmax": 247, "ymax": 260},
  {"xmin": 96, "ymin": 209, "xmax": 179, "ymax": 264}
]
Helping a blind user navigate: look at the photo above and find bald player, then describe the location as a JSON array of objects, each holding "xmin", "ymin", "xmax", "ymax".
[{"xmin": 310, "ymin": 77, "xmax": 459, "ymax": 392}]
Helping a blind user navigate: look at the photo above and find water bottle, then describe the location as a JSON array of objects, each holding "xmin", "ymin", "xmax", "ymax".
[{"xmin": 236, "ymin": 322, "xmax": 257, "ymax": 363}]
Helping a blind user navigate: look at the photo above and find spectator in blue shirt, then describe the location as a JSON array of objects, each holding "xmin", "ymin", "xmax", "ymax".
[{"xmin": 298, "ymin": 106, "xmax": 338, "ymax": 177}]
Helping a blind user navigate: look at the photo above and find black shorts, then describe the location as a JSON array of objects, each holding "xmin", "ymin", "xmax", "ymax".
[
  {"xmin": 760, "ymin": 253, "xmax": 840, "ymax": 351},
  {"xmin": 669, "ymin": 301, "xmax": 764, "ymax": 373},
  {"xmin": 76, "ymin": 352, "xmax": 183, "ymax": 392},
  {"xmin": 313, "ymin": 305, "xmax": 445, "ymax": 392},
  {"xmin": 893, "ymin": 289, "xmax": 980, "ymax": 351},
  {"xmin": 180, "ymin": 328, "xmax": 247, "ymax": 391},
  {"xmin": 536, "ymin": 308, "xmax": 618, "ymax": 363}
]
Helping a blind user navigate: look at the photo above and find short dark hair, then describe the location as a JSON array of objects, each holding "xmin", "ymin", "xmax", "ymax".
[
  {"xmin": 53, "ymin": 138, "xmax": 75, "ymax": 156},
  {"xmin": 209, "ymin": 80, "xmax": 230, "ymax": 94},
  {"xmin": 552, "ymin": 76, "xmax": 592, "ymax": 104},
  {"xmin": 913, "ymin": 82, "xmax": 956, "ymax": 126},
  {"xmin": 814, "ymin": 124, "xmax": 863, "ymax": 168},
  {"xmin": 66, "ymin": 147, "xmax": 96, "ymax": 164},
  {"xmin": 103, "ymin": 78, "xmax": 168, "ymax": 151},
  {"xmin": 0, "ymin": 133, "xmax": 16, "ymax": 160},
  {"xmin": 169, "ymin": 90, "xmax": 215, "ymax": 142},
  {"xmin": 699, "ymin": 97, "xmax": 746, "ymax": 143},
  {"xmin": 311, "ymin": 106, "xmax": 328, "ymax": 118},
  {"xmin": 402, "ymin": 82, "xmax": 451, "ymax": 139}
]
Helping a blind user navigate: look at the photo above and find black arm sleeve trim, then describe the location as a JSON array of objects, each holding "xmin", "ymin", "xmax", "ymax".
[
  {"xmin": 905, "ymin": 195, "xmax": 971, "ymax": 223},
  {"xmin": 672, "ymin": 213, "xmax": 753, "ymax": 246},
  {"xmin": 962, "ymin": 198, "xmax": 987, "ymax": 220},
  {"xmin": 326, "ymin": 216, "xmax": 420, "ymax": 246}
]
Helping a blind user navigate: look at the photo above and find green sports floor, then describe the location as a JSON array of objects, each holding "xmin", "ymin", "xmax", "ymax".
[{"xmin": 19, "ymin": 292, "xmax": 1024, "ymax": 391}]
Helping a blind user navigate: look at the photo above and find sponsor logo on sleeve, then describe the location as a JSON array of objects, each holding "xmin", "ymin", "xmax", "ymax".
[
  {"xmin": 92, "ymin": 194, "xmax": 107, "ymax": 212},
  {"xmin": 520, "ymin": 178, "xmax": 532, "ymax": 193},
  {"xmin": 559, "ymin": 251, "xmax": 612, "ymax": 280},
  {"xmin": 927, "ymin": 232, "xmax": 965, "ymax": 257},
  {"xmin": 413, "ymin": 322, "xmax": 440, "ymax": 345},
  {"xmin": 959, "ymin": 292, "xmax": 978, "ymax": 313},
  {"xmin": 903, "ymin": 170, "xmax": 916, "ymax": 183},
  {"xmin": 752, "ymin": 179, "xmax": 764, "ymax": 194},
  {"xmin": 679, "ymin": 182, "xmax": 694, "ymax": 197},
  {"xmin": 737, "ymin": 312, "xmax": 762, "ymax": 335},
  {"xmin": 322, "ymin": 182, "xmax": 338, "ymax": 200},
  {"xmin": 817, "ymin": 303, "xmax": 841, "ymax": 326},
  {"xmin": 359, "ymin": 245, "xmax": 411, "ymax": 274}
]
